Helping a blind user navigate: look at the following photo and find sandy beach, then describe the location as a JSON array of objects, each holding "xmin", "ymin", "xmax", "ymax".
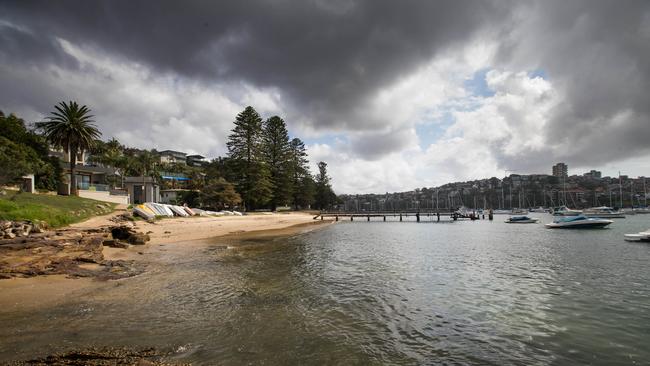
[{"xmin": 0, "ymin": 211, "xmax": 332, "ymax": 311}]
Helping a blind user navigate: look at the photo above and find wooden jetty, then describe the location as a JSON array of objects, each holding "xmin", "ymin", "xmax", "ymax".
[{"xmin": 315, "ymin": 210, "xmax": 491, "ymax": 222}]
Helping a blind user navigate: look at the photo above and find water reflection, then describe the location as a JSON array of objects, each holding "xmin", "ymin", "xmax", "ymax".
[{"xmin": 1, "ymin": 215, "xmax": 649, "ymax": 365}]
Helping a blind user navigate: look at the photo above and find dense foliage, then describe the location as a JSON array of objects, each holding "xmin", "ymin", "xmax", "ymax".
[
  {"xmin": 2, "ymin": 103, "xmax": 336, "ymax": 211},
  {"xmin": 0, "ymin": 112, "xmax": 62, "ymax": 190}
]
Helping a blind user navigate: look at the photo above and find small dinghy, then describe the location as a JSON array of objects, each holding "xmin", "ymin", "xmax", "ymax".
[
  {"xmin": 505, "ymin": 215, "xmax": 539, "ymax": 224},
  {"xmin": 169, "ymin": 205, "xmax": 188, "ymax": 217},
  {"xmin": 133, "ymin": 204, "xmax": 155, "ymax": 220},
  {"xmin": 545, "ymin": 215, "xmax": 612, "ymax": 229},
  {"xmin": 624, "ymin": 230, "xmax": 650, "ymax": 242}
]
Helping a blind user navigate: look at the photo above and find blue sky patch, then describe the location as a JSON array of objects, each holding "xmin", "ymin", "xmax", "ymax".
[{"xmin": 464, "ymin": 68, "xmax": 495, "ymax": 97}]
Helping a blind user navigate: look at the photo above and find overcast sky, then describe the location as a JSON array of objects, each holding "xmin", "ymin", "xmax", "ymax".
[{"xmin": 1, "ymin": 0, "xmax": 649, "ymax": 193}]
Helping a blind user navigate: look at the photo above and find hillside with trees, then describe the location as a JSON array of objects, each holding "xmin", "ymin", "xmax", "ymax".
[{"xmin": 1, "ymin": 104, "xmax": 337, "ymax": 212}]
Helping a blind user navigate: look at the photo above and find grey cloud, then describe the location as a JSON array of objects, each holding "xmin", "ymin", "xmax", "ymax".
[
  {"xmin": 494, "ymin": 0, "xmax": 650, "ymax": 172},
  {"xmin": 0, "ymin": 0, "xmax": 510, "ymax": 135},
  {"xmin": 349, "ymin": 128, "xmax": 416, "ymax": 160},
  {"xmin": 2, "ymin": 0, "xmax": 650, "ymax": 173}
]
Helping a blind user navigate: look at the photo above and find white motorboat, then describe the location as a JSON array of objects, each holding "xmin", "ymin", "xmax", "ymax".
[
  {"xmin": 545, "ymin": 215, "xmax": 612, "ymax": 229},
  {"xmin": 624, "ymin": 230, "xmax": 650, "ymax": 242},
  {"xmin": 633, "ymin": 207, "xmax": 650, "ymax": 214},
  {"xmin": 551, "ymin": 206, "xmax": 583, "ymax": 216},
  {"xmin": 529, "ymin": 207, "xmax": 547, "ymax": 213},
  {"xmin": 505, "ymin": 215, "xmax": 540, "ymax": 224},
  {"xmin": 493, "ymin": 209, "xmax": 512, "ymax": 215},
  {"xmin": 582, "ymin": 206, "xmax": 626, "ymax": 218}
]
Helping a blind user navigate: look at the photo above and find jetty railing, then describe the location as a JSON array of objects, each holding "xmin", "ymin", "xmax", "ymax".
[{"xmin": 315, "ymin": 210, "xmax": 492, "ymax": 222}]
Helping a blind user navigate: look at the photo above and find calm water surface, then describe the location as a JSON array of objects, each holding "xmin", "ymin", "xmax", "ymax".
[{"xmin": 1, "ymin": 214, "xmax": 650, "ymax": 365}]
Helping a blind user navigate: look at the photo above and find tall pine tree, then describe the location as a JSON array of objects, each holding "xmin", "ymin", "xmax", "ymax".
[
  {"xmin": 262, "ymin": 116, "xmax": 292, "ymax": 210},
  {"xmin": 226, "ymin": 106, "xmax": 271, "ymax": 210},
  {"xmin": 288, "ymin": 138, "xmax": 314, "ymax": 209},
  {"xmin": 314, "ymin": 161, "xmax": 335, "ymax": 210}
]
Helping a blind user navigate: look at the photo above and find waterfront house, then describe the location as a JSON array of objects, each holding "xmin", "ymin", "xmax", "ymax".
[{"xmin": 50, "ymin": 148, "xmax": 129, "ymax": 204}]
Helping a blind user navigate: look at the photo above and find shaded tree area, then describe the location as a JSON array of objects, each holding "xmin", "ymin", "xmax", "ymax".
[
  {"xmin": 226, "ymin": 106, "xmax": 272, "ymax": 210},
  {"xmin": 314, "ymin": 161, "xmax": 336, "ymax": 210},
  {"xmin": 0, "ymin": 111, "xmax": 62, "ymax": 190},
  {"xmin": 262, "ymin": 116, "xmax": 292, "ymax": 210},
  {"xmin": 225, "ymin": 106, "xmax": 332, "ymax": 211},
  {"xmin": 200, "ymin": 178, "xmax": 241, "ymax": 210},
  {"xmin": 289, "ymin": 138, "xmax": 315, "ymax": 209}
]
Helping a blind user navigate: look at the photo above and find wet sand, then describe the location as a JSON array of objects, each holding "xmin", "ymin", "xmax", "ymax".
[{"xmin": 0, "ymin": 212, "xmax": 332, "ymax": 311}]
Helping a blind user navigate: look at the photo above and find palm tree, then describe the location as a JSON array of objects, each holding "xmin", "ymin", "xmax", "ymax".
[{"xmin": 37, "ymin": 101, "xmax": 101, "ymax": 196}]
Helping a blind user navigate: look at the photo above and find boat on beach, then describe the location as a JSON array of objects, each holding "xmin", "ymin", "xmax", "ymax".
[
  {"xmin": 624, "ymin": 230, "xmax": 650, "ymax": 242},
  {"xmin": 582, "ymin": 206, "xmax": 626, "ymax": 218},
  {"xmin": 505, "ymin": 215, "xmax": 539, "ymax": 224},
  {"xmin": 545, "ymin": 215, "xmax": 612, "ymax": 229}
]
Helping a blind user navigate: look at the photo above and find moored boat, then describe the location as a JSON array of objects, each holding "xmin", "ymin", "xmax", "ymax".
[
  {"xmin": 545, "ymin": 215, "xmax": 612, "ymax": 229},
  {"xmin": 582, "ymin": 206, "xmax": 626, "ymax": 218},
  {"xmin": 624, "ymin": 230, "xmax": 650, "ymax": 242},
  {"xmin": 505, "ymin": 215, "xmax": 539, "ymax": 224},
  {"xmin": 551, "ymin": 206, "xmax": 582, "ymax": 216},
  {"xmin": 529, "ymin": 207, "xmax": 547, "ymax": 213}
]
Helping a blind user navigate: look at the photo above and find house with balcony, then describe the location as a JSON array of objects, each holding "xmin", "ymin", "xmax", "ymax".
[
  {"xmin": 50, "ymin": 148, "xmax": 129, "ymax": 204},
  {"xmin": 186, "ymin": 154, "xmax": 206, "ymax": 167},
  {"xmin": 159, "ymin": 150, "xmax": 187, "ymax": 165}
]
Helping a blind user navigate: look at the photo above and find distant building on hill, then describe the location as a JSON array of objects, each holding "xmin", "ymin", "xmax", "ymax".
[
  {"xmin": 583, "ymin": 170, "xmax": 602, "ymax": 179},
  {"xmin": 159, "ymin": 150, "xmax": 187, "ymax": 165},
  {"xmin": 552, "ymin": 163, "xmax": 568, "ymax": 178},
  {"xmin": 186, "ymin": 154, "xmax": 206, "ymax": 167}
]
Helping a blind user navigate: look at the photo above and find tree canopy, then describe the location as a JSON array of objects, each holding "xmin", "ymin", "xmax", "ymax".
[{"xmin": 37, "ymin": 101, "xmax": 101, "ymax": 195}]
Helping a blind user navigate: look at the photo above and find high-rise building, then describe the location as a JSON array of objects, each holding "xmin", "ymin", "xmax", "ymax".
[{"xmin": 552, "ymin": 163, "xmax": 568, "ymax": 178}]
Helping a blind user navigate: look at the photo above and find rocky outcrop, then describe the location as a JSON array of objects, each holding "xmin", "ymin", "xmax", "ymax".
[
  {"xmin": 0, "ymin": 224, "xmax": 151, "ymax": 280},
  {"xmin": 1, "ymin": 220, "xmax": 48, "ymax": 239}
]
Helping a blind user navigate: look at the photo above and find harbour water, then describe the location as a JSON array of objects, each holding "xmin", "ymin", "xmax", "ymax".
[{"xmin": 1, "ymin": 214, "xmax": 650, "ymax": 365}]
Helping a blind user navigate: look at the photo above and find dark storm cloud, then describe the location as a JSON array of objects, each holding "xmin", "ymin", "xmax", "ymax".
[
  {"xmin": 2, "ymin": 0, "xmax": 650, "ymax": 177},
  {"xmin": 0, "ymin": 0, "xmax": 510, "ymax": 133},
  {"xmin": 494, "ymin": 0, "xmax": 650, "ymax": 172}
]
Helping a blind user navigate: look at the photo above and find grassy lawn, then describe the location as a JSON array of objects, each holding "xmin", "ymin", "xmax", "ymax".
[{"xmin": 0, "ymin": 191, "xmax": 116, "ymax": 228}]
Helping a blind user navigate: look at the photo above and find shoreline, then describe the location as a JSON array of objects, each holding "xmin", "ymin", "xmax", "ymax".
[{"xmin": 0, "ymin": 212, "xmax": 333, "ymax": 311}]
